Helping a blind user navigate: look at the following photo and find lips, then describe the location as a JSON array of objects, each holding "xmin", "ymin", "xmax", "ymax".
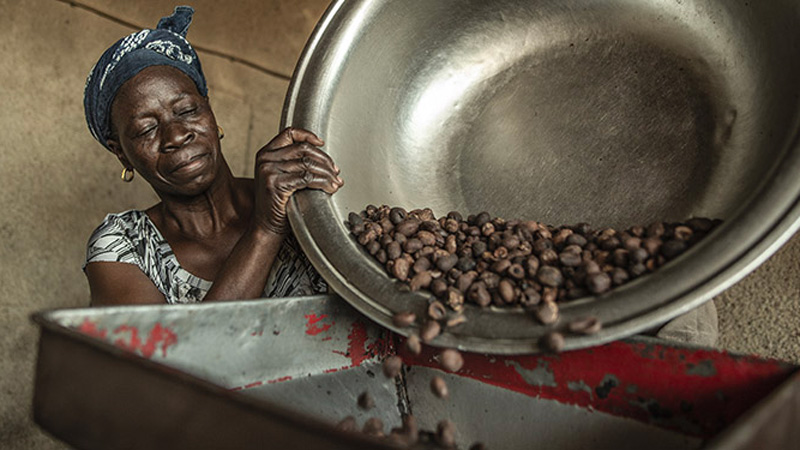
[{"xmin": 169, "ymin": 152, "xmax": 210, "ymax": 174}]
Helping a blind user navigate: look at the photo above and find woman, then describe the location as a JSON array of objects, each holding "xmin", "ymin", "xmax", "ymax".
[{"xmin": 83, "ymin": 6, "xmax": 341, "ymax": 305}]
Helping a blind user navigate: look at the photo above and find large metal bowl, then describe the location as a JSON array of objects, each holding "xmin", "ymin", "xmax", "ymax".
[{"xmin": 282, "ymin": 0, "xmax": 800, "ymax": 354}]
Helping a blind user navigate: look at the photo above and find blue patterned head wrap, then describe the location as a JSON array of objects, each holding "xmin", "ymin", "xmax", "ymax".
[{"xmin": 84, "ymin": 6, "xmax": 208, "ymax": 150}]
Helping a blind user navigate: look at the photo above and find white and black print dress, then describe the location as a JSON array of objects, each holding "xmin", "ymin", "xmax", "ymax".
[{"xmin": 84, "ymin": 210, "xmax": 327, "ymax": 304}]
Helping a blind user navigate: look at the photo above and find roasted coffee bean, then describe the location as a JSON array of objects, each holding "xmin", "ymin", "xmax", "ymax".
[
  {"xmin": 419, "ymin": 246, "xmax": 436, "ymax": 259},
  {"xmin": 521, "ymin": 288, "xmax": 542, "ymax": 308},
  {"xmin": 468, "ymin": 282, "xmax": 491, "ymax": 307},
  {"xmin": 553, "ymin": 229, "xmax": 573, "ymax": 246},
  {"xmin": 420, "ymin": 320, "xmax": 441, "ymax": 343},
  {"xmin": 474, "ymin": 211, "xmax": 491, "ymax": 227},
  {"xmin": 492, "ymin": 259, "xmax": 511, "ymax": 274},
  {"xmin": 436, "ymin": 420, "xmax": 457, "ymax": 448},
  {"xmin": 435, "ymin": 253, "xmax": 458, "ymax": 272},
  {"xmin": 392, "ymin": 311, "xmax": 416, "ymax": 328},
  {"xmin": 630, "ymin": 247, "xmax": 649, "ymax": 264},
  {"xmin": 348, "ymin": 211, "xmax": 364, "ymax": 228},
  {"xmin": 376, "ymin": 249, "xmax": 387, "ymax": 264},
  {"xmin": 366, "ymin": 240, "xmax": 381, "ymax": 256},
  {"xmin": 472, "ymin": 240, "xmax": 488, "ymax": 257},
  {"xmin": 402, "ymin": 238, "xmax": 421, "ymax": 254},
  {"xmin": 413, "ymin": 256, "xmax": 431, "ymax": 274},
  {"xmin": 661, "ymin": 239, "xmax": 687, "ymax": 259},
  {"xmin": 586, "ymin": 272, "xmax": 611, "ymax": 294},
  {"xmin": 542, "ymin": 286, "xmax": 558, "ymax": 303},
  {"xmin": 559, "ymin": 251, "xmax": 582, "ymax": 267},
  {"xmin": 431, "ymin": 278, "xmax": 449, "ymax": 298},
  {"xmin": 688, "ymin": 217, "xmax": 714, "ymax": 232},
  {"xmin": 540, "ymin": 248, "xmax": 559, "ymax": 265},
  {"xmin": 417, "ymin": 230, "xmax": 437, "ymax": 246},
  {"xmin": 410, "ymin": 271, "xmax": 433, "ymax": 291},
  {"xmin": 630, "ymin": 262, "xmax": 647, "ymax": 277},
  {"xmin": 447, "ymin": 211, "xmax": 463, "ymax": 222},
  {"xmin": 440, "ymin": 349, "xmax": 464, "ymax": 372},
  {"xmin": 336, "ymin": 415, "xmax": 357, "ymax": 432},
  {"xmin": 623, "ymin": 237, "xmax": 642, "ymax": 252},
  {"xmin": 535, "ymin": 300, "xmax": 559, "ymax": 325},
  {"xmin": 566, "ymin": 233, "xmax": 588, "ymax": 247},
  {"xmin": 480, "ymin": 271, "xmax": 500, "ymax": 289},
  {"xmin": 428, "ymin": 300, "xmax": 447, "ymax": 320},
  {"xmin": 358, "ymin": 391, "xmax": 375, "ymax": 410},
  {"xmin": 540, "ymin": 331, "xmax": 565, "ymax": 353},
  {"xmin": 611, "ymin": 267, "xmax": 630, "ymax": 286},
  {"xmin": 599, "ymin": 236, "xmax": 620, "ymax": 251},
  {"xmin": 445, "ymin": 234, "xmax": 458, "ymax": 254},
  {"xmin": 533, "ymin": 238, "xmax": 553, "ymax": 254},
  {"xmin": 502, "ymin": 235, "xmax": 520, "ymax": 250},
  {"xmin": 493, "ymin": 246, "xmax": 509, "ymax": 260},
  {"xmin": 612, "ymin": 248, "xmax": 629, "ymax": 267},
  {"xmin": 647, "ymin": 222, "xmax": 665, "ymax": 238},
  {"xmin": 363, "ymin": 417, "xmax": 384, "ymax": 436},
  {"xmin": 456, "ymin": 256, "xmax": 477, "ymax": 272},
  {"xmin": 537, "ymin": 266, "xmax": 564, "ymax": 287},
  {"xmin": 444, "ymin": 218, "xmax": 460, "ymax": 234},
  {"xmin": 568, "ymin": 316, "xmax": 602, "ymax": 335},
  {"xmin": 383, "ymin": 355, "xmax": 403, "ymax": 378},
  {"xmin": 525, "ymin": 256, "xmax": 540, "ymax": 277},
  {"xmin": 393, "ymin": 257, "xmax": 411, "ymax": 281},
  {"xmin": 456, "ymin": 271, "xmax": 477, "ymax": 293},
  {"xmin": 395, "ymin": 219, "xmax": 421, "ymax": 237},
  {"xmin": 379, "ymin": 217, "xmax": 394, "ymax": 235},
  {"xmin": 389, "ymin": 207, "xmax": 407, "ymax": 224},
  {"xmin": 406, "ymin": 334, "xmax": 422, "ymax": 355},
  {"xmin": 498, "ymin": 279, "xmax": 516, "ymax": 304},
  {"xmin": 445, "ymin": 312, "xmax": 467, "ymax": 328},
  {"xmin": 481, "ymin": 222, "xmax": 495, "ymax": 237},
  {"xmin": 365, "ymin": 204, "xmax": 378, "ymax": 218},
  {"xmin": 507, "ymin": 263, "xmax": 525, "ymax": 280},
  {"xmin": 430, "ymin": 376, "xmax": 449, "ymax": 399},
  {"xmin": 447, "ymin": 288, "xmax": 465, "ymax": 311},
  {"xmin": 673, "ymin": 225, "xmax": 693, "ymax": 241}
]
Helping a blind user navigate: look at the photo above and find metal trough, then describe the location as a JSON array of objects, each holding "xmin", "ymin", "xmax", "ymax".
[{"xmin": 32, "ymin": 295, "xmax": 799, "ymax": 449}]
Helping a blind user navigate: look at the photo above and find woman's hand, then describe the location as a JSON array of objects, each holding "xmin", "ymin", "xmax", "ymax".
[{"xmin": 253, "ymin": 127, "xmax": 343, "ymax": 235}]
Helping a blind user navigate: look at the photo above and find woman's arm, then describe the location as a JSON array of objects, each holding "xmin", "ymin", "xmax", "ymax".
[{"xmin": 86, "ymin": 262, "xmax": 166, "ymax": 306}]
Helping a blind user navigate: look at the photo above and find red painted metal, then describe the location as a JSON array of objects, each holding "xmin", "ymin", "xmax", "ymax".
[{"xmin": 399, "ymin": 338, "xmax": 796, "ymax": 438}]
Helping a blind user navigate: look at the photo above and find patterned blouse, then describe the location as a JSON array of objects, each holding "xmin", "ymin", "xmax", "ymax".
[{"xmin": 84, "ymin": 210, "xmax": 327, "ymax": 304}]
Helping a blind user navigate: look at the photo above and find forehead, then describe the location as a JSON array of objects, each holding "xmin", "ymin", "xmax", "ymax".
[{"xmin": 112, "ymin": 66, "xmax": 201, "ymax": 116}]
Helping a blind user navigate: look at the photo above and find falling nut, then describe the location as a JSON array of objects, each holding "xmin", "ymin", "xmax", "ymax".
[
  {"xmin": 363, "ymin": 417, "xmax": 385, "ymax": 436},
  {"xmin": 392, "ymin": 311, "xmax": 416, "ymax": 328},
  {"xmin": 439, "ymin": 349, "xmax": 464, "ymax": 372},
  {"xmin": 428, "ymin": 300, "xmax": 447, "ymax": 321},
  {"xmin": 383, "ymin": 355, "xmax": 403, "ymax": 378},
  {"xmin": 336, "ymin": 416, "xmax": 357, "ymax": 432},
  {"xmin": 430, "ymin": 376, "xmax": 449, "ymax": 399},
  {"xmin": 406, "ymin": 334, "xmax": 422, "ymax": 355},
  {"xmin": 420, "ymin": 320, "xmax": 441, "ymax": 343},
  {"xmin": 540, "ymin": 331, "xmax": 565, "ymax": 353},
  {"xmin": 357, "ymin": 391, "xmax": 375, "ymax": 410},
  {"xmin": 568, "ymin": 316, "xmax": 602, "ymax": 335},
  {"xmin": 436, "ymin": 420, "xmax": 457, "ymax": 448}
]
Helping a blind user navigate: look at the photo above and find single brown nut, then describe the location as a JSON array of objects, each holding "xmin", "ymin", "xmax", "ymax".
[
  {"xmin": 445, "ymin": 313, "xmax": 467, "ymax": 328},
  {"xmin": 440, "ymin": 349, "xmax": 464, "ymax": 372},
  {"xmin": 392, "ymin": 311, "xmax": 416, "ymax": 328},
  {"xmin": 428, "ymin": 300, "xmax": 447, "ymax": 321},
  {"xmin": 436, "ymin": 420, "xmax": 456, "ymax": 448},
  {"xmin": 568, "ymin": 316, "xmax": 603, "ymax": 335},
  {"xmin": 535, "ymin": 300, "xmax": 559, "ymax": 325},
  {"xmin": 420, "ymin": 320, "xmax": 441, "ymax": 343},
  {"xmin": 540, "ymin": 331, "xmax": 565, "ymax": 353},
  {"xmin": 357, "ymin": 391, "xmax": 375, "ymax": 410},
  {"xmin": 383, "ymin": 355, "xmax": 403, "ymax": 378},
  {"xmin": 406, "ymin": 334, "xmax": 422, "ymax": 355},
  {"xmin": 430, "ymin": 376, "xmax": 449, "ymax": 399},
  {"xmin": 363, "ymin": 417, "xmax": 385, "ymax": 436},
  {"xmin": 409, "ymin": 271, "xmax": 433, "ymax": 291},
  {"xmin": 336, "ymin": 415, "xmax": 357, "ymax": 432}
]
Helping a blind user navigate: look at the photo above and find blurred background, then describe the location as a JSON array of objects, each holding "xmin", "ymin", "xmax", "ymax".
[{"xmin": 1, "ymin": 0, "xmax": 798, "ymax": 448}]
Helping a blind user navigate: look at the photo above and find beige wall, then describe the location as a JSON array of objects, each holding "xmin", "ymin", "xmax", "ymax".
[{"xmin": 1, "ymin": 0, "xmax": 798, "ymax": 448}]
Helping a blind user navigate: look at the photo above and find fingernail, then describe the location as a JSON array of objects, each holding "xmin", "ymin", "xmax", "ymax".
[
  {"xmin": 334, "ymin": 164, "xmax": 340, "ymax": 173},
  {"xmin": 337, "ymin": 176, "xmax": 344, "ymax": 185}
]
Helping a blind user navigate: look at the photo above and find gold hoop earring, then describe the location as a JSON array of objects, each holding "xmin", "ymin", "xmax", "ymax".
[
  {"xmin": 121, "ymin": 167, "xmax": 134, "ymax": 182},
  {"xmin": 218, "ymin": 125, "xmax": 225, "ymax": 140}
]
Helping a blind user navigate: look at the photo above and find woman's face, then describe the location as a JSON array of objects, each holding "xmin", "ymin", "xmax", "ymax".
[{"xmin": 108, "ymin": 65, "xmax": 222, "ymax": 198}]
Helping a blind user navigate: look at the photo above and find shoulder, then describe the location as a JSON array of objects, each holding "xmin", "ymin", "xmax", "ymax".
[{"xmin": 85, "ymin": 210, "xmax": 151, "ymax": 266}]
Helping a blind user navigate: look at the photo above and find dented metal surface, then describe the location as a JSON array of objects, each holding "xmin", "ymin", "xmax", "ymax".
[{"xmin": 33, "ymin": 295, "xmax": 799, "ymax": 449}]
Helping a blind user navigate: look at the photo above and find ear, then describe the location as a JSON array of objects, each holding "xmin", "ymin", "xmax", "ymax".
[{"xmin": 107, "ymin": 140, "xmax": 132, "ymax": 170}]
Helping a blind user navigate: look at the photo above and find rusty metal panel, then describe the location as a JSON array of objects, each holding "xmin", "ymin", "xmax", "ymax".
[{"xmin": 32, "ymin": 295, "xmax": 799, "ymax": 449}]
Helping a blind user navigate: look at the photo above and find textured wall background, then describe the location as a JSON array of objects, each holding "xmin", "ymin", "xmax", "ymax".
[{"xmin": 0, "ymin": 0, "xmax": 798, "ymax": 448}]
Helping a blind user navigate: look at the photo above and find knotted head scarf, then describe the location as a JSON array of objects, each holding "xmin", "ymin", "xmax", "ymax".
[{"xmin": 84, "ymin": 6, "xmax": 208, "ymax": 150}]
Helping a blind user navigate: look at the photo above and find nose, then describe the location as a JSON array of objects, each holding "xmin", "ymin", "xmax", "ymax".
[{"xmin": 161, "ymin": 120, "xmax": 193, "ymax": 152}]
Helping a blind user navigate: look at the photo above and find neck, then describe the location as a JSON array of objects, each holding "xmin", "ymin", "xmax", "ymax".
[{"xmin": 153, "ymin": 163, "xmax": 250, "ymax": 239}]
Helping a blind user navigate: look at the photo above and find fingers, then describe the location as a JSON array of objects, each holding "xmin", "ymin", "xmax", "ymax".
[
  {"xmin": 257, "ymin": 142, "xmax": 340, "ymax": 177},
  {"xmin": 264, "ymin": 127, "xmax": 325, "ymax": 151},
  {"xmin": 265, "ymin": 167, "xmax": 343, "ymax": 195},
  {"xmin": 275, "ymin": 156, "xmax": 343, "ymax": 186}
]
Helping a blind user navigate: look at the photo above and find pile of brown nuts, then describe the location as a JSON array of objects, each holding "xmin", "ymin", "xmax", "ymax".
[{"xmin": 349, "ymin": 205, "xmax": 720, "ymax": 351}]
